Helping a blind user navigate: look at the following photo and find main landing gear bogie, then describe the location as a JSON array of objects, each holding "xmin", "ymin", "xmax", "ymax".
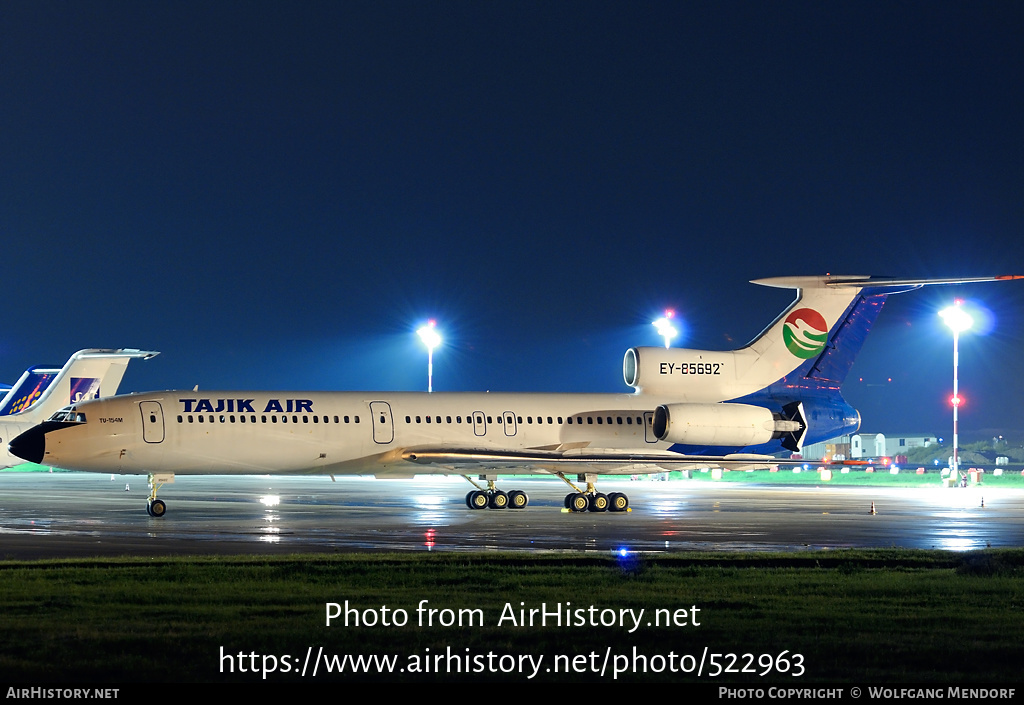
[
  {"xmin": 464, "ymin": 487, "xmax": 530, "ymax": 511},
  {"xmin": 558, "ymin": 472, "xmax": 630, "ymax": 514},
  {"xmin": 563, "ymin": 490, "xmax": 629, "ymax": 513}
]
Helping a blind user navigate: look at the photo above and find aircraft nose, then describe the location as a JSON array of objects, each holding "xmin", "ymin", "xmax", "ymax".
[{"xmin": 9, "ymin": 425, "xmax": 46, "ymax": 465}]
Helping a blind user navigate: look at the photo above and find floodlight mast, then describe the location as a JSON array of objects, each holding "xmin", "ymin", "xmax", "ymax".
[
  {"xmin": 417, "ymin": 320, "xmax": 442, "ymax": 393},
  {"xmin": 939, "ymin": 301, "xmax": 973, "ymax": 485}
]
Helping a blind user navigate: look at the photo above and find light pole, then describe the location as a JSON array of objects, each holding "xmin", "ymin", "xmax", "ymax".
[
  {"xmin": 417, "ymin": 320, "xmax": 442, "ymax": 393},
  {"xmin": 653, "ymin": 310, "xmax": 678, "ymax": 348},
  {"xmin": 939, "ymin": 300, "xmax": 972, "ymax": 486}
]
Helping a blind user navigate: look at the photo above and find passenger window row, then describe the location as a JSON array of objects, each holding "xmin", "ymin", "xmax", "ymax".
[
  {"xmin": 176, "ymin": 415, "xmax": 360, "ymax": 424},
  {"xmin": 174, "ymin": 411, "xmax": 651, "ymax": 427},
  {"xmin": 402, "ymin": 414, "xmax": 648, "ymax": 425}
]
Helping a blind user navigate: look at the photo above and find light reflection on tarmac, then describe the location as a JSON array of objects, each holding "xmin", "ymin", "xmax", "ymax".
[{"xmin": 1, "ymin": 472, "xmax": 1021, "ymax": 558}]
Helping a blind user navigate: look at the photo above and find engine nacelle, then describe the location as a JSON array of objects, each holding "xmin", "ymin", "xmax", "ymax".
[{"xmin": 653, "ymin": 402, "xmax": 797, "ymax": 448}]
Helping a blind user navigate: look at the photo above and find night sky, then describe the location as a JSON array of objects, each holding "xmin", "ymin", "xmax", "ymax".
[{"xmin": 2, "ymin": 2, "xmax": 1022, "ymax": 440}]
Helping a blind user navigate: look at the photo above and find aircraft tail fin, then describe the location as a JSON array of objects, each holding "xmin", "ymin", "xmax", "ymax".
[
  {"xmin": 4, "ymin": 349, "xmax": 160, "ymax": 423},
  {"xmin": 744, "ymin": 275, "xmax": 1022, "ymax": 390},
  {"xmin": 625, "ymin": 275, "xmax": 1020, "ymax": 400},
  {"xmin": 0, "ymin": 364, "xmax": 64, "ymax": 416}
]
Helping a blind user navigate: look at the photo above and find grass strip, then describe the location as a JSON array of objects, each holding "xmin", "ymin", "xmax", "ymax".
[{"xmin": 1, "ymin": 550, "xmax": 1022, "ymax": 682}]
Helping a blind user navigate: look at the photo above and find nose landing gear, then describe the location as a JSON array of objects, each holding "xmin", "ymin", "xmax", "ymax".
[{"xmin": 145, "ymin": 472, "xmax": 175, "ymax": 517}]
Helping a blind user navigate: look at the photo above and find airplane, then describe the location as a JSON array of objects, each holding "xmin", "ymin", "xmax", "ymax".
[
  {"xmin": 0, "ymin": 349, "xmax": 159, "ymax": 468},
  {"xmin": 9, "ymin": 275, "xmax": 1020, "ymax": 518}
]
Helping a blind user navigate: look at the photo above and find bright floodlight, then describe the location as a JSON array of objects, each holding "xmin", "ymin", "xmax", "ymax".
[
  {"xmin": 417, "ymin": 320, "xmax": 442, "ymax": 350},
  {"xmin": 939, "ymin": 301, "xmax": 973, "ymax": 333},
  {"xmin": 939, "ymin": 300, "xmax": 972, "ymax": 486},
  {"xmin": 653, "ymin": 310, "xmax": 678, "ymax": 348},
  {"xmin": 417, "ymin": 320, "xmax": 442, "ymax": 392}
]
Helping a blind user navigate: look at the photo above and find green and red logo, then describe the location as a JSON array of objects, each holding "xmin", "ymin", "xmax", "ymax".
[{"xmin": 783, "ymin": 308, "xmax": 828, "ymax": 359}]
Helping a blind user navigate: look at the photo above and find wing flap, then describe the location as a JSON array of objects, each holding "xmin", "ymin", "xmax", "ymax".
[{"xmin": 401, "ymin": 447, "xmax": 776, "ymax": 468}]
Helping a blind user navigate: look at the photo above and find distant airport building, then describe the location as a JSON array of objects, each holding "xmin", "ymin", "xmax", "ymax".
[
  {"xmin": 851, "ymin": 433, "xmax": 937, "ymax": 459},
  {"xmin": 800, "ymin": 433, "xmax": 937, "ymax": 461}
]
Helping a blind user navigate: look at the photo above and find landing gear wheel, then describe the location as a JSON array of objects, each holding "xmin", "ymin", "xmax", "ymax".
[
  {"xmin": 509, "ymin": 490, "xmax": 529, "ymax": 509},
  {"xmin": 469, "ymin": 490, "xmax": 490, "ymax": 510},
  {"xmin": 569, "ymin": 493, "xmax": 590, "ymax": 513},
  {"xmin": 147, "ymin": 499, "xmax": 167, "ymax": 518},
  {"xmin": 589, "ymin": 492, "xmax": 609, "ymax": 512},
  {"xmin": 466, "ymin": 491, "xmax": 476, "ymax": 508},
  {"xmin": 564, "ymin": 493, "xmax": 576, "ymax": 509},
  {"xmin": 608, "ymin": 492, "xmax": 629, "ymax": 512},
  {"xmin": 489, "ymin": 490, "xmax": 509, "ymax": 509}
]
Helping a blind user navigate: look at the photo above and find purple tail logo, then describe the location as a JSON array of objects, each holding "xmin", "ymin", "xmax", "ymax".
[{"xmin": 70, "ymin": 377, "xmax": 101, "ymax": 404}]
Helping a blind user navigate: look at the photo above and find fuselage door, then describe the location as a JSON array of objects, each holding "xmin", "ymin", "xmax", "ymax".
[
  {"xmin": 140, "ymin": 401, "xmax": 165, "ymax": 444},
  {"xmin": 643, "ymin": 411, "xmax": 658, "ymax": 443},
  {"xmin": 502, "ymin": 411, "xmax": 517, "ymax": 437},
  {"xmin": 472, "ymin": 411, "xmax": 486, "ymax": 437},
  {"xmin": 369, "ymin": 401, "xmax": 394, "ymax": 444}
]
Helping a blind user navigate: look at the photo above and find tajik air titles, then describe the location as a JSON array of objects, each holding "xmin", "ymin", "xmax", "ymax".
[{"xmin": 179, "ymin": 398, "xmax": 314, "ymax": 414}]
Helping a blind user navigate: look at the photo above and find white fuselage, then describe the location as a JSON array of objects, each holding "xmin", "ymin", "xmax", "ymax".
[{"xmin": 38, "ymin": 390, "xmax": 684, "ymax": 476}]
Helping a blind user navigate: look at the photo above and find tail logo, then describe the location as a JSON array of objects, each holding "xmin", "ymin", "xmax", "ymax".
[
  {"xmin": 783, "ymin": 308, "xmax": 828, "ymax": 359},
  {"xmin": 70, "ymin": 377, "xmax": 101, "ymax": 403}
]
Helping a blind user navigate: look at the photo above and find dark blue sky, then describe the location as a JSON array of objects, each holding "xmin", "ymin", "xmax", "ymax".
[{"xmin": 2, "ymin": 2, "xmax": 1022, "ymax": 438}]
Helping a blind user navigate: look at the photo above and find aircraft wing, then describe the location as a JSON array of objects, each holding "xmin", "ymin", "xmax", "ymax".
[{"xmin": 401, "ymin": 447, "xmax": 778, "ymax": 474}]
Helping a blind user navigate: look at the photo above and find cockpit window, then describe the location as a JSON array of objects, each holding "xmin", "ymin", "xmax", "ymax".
[{"xmin": 48, "ymin": 406, "xmax": 87, "ymax": 423}]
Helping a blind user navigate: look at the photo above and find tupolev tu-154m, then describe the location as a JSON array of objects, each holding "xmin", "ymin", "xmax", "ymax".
[{"xmin": 9, "ymin": 275, "xmax": 1020, "ymax": 517}]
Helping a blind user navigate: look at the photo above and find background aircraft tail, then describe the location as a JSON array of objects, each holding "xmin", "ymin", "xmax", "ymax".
[
  {"xmin": 3, "ymin": 349, "xmax": 160, "ymax": 424},
  {"xmin": 0, "ymin": 364, "xmax": 64, "ymax": 416}
]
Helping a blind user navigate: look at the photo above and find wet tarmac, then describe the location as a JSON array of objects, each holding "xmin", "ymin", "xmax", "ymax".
[{"xmin": 1, "ymin": 472, "xmax": 1020, "ymax": 558}]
